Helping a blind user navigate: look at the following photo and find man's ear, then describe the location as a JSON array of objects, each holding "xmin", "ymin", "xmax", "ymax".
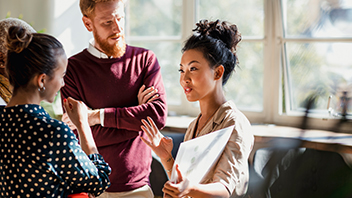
[
  {"xmin": 82, "ymin": 16, "xmax": 93, "ymax": 32},
  {"xmin": 214, "ymin": 65, "xmax": 225, "ymax": 80}
]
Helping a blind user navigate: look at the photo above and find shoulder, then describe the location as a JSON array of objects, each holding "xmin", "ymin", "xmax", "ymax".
[
  {"xmin": 218, "ymin": 101, "xmax": 248, "ymax": 124},
  {"xmin": 68, "ymin": 49, "xmax": 92, "ymax": 66},
  {"xmin": 126, "ymin": 45, "xmax": 157, "ymax": 59}
]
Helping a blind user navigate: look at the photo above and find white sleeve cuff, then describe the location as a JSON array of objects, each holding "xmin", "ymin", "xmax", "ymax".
[{"xmin": 100, "ymin": 108, "xmax": 105, "ymax": 127}]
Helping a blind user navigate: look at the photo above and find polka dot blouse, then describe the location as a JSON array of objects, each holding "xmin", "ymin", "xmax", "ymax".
[{"xmin": 0, "ymin": 104, "xmax": 111, "ymax": 198}]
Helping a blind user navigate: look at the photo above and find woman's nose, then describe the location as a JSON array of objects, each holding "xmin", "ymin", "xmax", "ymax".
[{"xmin": 181, "ymin": 71, "xmax": 190, "ymax": 84}]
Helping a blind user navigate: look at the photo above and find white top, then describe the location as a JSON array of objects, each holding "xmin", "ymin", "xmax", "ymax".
[{"xmin": 0, "ymin": 96, "xmax": 6, "ymax": 106}]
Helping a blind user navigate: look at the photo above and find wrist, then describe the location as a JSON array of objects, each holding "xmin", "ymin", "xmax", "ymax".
[
  {"xmin": 88, "ymin": 109, "xmax": 101, "ymax": 126},
  {"xmin": 161, "ymin": 155, "xmax": 174, "ymax": 170}
]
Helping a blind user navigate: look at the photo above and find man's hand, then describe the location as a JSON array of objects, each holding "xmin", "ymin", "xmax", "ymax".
[{"xmin": 138, "ymin": 85, "xmax": 159, "ymax": 105}]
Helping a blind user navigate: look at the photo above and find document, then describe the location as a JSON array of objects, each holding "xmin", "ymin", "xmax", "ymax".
[{"xmin": 170, "ymin": 125, "xmax": 234, "ymax": 184}]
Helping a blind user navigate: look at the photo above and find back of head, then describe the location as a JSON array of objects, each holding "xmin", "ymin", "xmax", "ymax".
[
  {"xmin": 6, "ymin": 26, "xmax": 64, "ymax": 90},
  {"xmin": 182, "ymin": 19, "xmax": 242, "ymax": 85},
  {"xmin": 80, "ymin": 0, "xmax": 125, "ymax": 17},
  {"xmin": 0, "ymin": 18, "xmax": 36, "ymax": 56}
]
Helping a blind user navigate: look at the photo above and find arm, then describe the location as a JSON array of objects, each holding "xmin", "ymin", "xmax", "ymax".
[
  {"xmin": 80, "ymin": 84, "xmax": 161, "ymax": 128},
  {"xmin": 63, "ymin": 97, "xmax": 98, "ymax": 155},
  {"xmin": 52, "ymin": 121, "xmax": 111, "ymax": 196},
  {"xmin": 140, "ymin": 116, "xmax": 174, "ymax": 178},
  {"xmin": 103, "ymin": 52, "xmax": 167, "ymax": 131}
]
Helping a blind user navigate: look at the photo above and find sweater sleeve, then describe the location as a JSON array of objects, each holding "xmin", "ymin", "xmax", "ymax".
[{"xmin": 103, "ymin": 52, "xmax": 167, "ymax": 131}]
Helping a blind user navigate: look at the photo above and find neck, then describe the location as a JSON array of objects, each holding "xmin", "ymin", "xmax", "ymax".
[
  {"xmin": 6, "ymin": 87, "xmax": 41, "ymax": 107},
  {"xmin": 199, "ymin": 85, "xmax": 226, "ymax": 118}
]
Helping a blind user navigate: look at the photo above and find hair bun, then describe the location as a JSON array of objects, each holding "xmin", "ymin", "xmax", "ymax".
[
  {"xmin": 194, "ymin": 19, "xmax": 241, "ymax": 54},
  {"xmin": 6, "ymin": 26, "xmax": 33, "ymax": 54}
]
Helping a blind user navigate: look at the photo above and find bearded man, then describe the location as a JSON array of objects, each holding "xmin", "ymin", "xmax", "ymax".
[{"xmin": 60, "ymin": 0, "xmax": 167, "ymax": 197}]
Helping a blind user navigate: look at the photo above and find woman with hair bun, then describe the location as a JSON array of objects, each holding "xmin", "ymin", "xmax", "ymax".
[
  {"xmin": 0, "ymin": 26, "xmax": 111, "ymax": 197},
  {"xmin": 0, "ymin": 18, "xmax": 36, "ymax": 106},
  {"xmin": 141, "ymin": 20, "xmax": 254, "ymax": 198}
]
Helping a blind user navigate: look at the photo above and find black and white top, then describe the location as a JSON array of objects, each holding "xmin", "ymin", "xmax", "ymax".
[{"xmin": 0, "ymin": 104, "xmax": 111, "ymax": 198}]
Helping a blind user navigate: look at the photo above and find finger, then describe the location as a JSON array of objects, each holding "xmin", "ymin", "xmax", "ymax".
[
  {"xmin": 163, "ymin": 192, "xmax": 173, "ymax": 198},
  {"xmin": 61, "ymin": 113, "xmax": 70, "ymax": 122},
  {"xmin": 175, "ymin": 164, "xmax": 184, "ymax": 183},
  {"xmin": 141, "ymin": 87, "xmax": 156, "ymax": 104},
  {"xmin": 147, "ymin": 116, "xmax": 159, "ymax": 135},
  {"xmin": 138, "ymin": 85, "xmax": 146, "ymax": 96},
  {"xmin": 141, "ymin": 118, "xmax": 154, "ymax": 135},
  {"xmin": 140, "ymin": 124, "xmax": 154, "ymax": 142},
  {"xmin": 146, "ymin": 94, "xmax": 159, "ymax": 103},
  {"xmin": 140, "ymin": 136, "xmax": 153, "ymax": 147},
  {"xmin": 63, "ymin": 98, "xmax": 71, "ymax": 112},
  {"xmin": 66, "ymin": 97, "xmax": 75, "ymax": 109},
  {"xmin": 163, "ymin": 185, "xmax": 179, "ymax": 198}
]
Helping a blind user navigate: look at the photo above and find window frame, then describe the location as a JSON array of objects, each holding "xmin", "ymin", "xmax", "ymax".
[{"xmin": 124, "ymin": 0, "xmax": 352, "ymax": 131}]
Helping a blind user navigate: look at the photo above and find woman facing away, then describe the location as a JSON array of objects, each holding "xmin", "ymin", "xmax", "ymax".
[
  {"xmin": 141, "ymin": 20, "xmax": 254, "ymax": 198},
  {"xmin": 0, "ymin": 18, "xmax": 36, "ymax": 106},
  {"xmin": 0, "ymin": 26, "xmax": 111, "ymax": 197}
]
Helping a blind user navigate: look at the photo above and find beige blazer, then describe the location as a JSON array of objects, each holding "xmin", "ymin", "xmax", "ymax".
[{"xmin": 184, "ymin": 101, "xmax": 254, "ymax": 197}]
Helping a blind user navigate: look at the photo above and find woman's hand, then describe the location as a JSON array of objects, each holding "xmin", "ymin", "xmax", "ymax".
[
  {"xmin": 140, "ymin": 116, "xmax": 173, "ymax": 160},
  {"xmin": 163, "ymin": 165, "xmax": 192, "ymax": 198},
  {"xmin": 63, "ymin": 97, "xmax": 98, "ymax": 155},
  {"xmin": 63, "ymin": 97, "xmax": 88, "ymax": 128},
  {"xmin": 163, "ymin": 165, "xmax": 230, "ymax": 198}
]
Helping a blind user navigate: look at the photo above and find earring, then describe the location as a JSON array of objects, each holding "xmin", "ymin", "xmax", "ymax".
[{"xmin": 38, "ymin": 86, "xmax": 46, "ymax": 93}]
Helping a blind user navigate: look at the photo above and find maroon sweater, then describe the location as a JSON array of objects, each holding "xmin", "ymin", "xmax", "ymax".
[{"xmin": 61, "ymin": 45, "xmax": 167, "ymax": 192}]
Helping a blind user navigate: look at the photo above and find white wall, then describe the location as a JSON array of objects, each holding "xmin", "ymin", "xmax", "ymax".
[{"xmin": 0, "ymin": 0, "xmax": 92, "ymax": 57}]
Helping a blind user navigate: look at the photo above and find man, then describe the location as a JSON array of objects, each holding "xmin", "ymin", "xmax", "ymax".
[
  {"xmin": 60, "ymin": 0, "xmax": 167, "ymax": 197},
  {"xmin": 0, "ymin": 18, "xmax": 36, "ymax": 106}
]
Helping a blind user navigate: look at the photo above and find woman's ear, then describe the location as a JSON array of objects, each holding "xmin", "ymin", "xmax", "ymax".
[
  {"xmin": 36, "ymin": 73, "xmax": 46, "ymax": 89},
  {"xmin": 214, "ymin": 65, "xmax": 225, "ymax": 80},
  {"xmin": 82, "ymin": 16, "xmax": 93, "ymax": 32}
]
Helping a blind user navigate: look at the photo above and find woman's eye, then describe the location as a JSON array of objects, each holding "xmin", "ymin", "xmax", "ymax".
[
  {"xmin": 178, "ymin": 69, "xmax": 184, "ymax": 73},
  {"xmin": 190, "ymin": 67, "xmax": 197, "ymax": 71}
]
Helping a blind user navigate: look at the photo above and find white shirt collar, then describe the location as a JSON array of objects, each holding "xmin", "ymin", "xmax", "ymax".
[
  {"xmin": 87, "ymin": 38, "xmax": 113, "ymax": 59},
  {"xmin": 0, "ymin": 96, "xmax": 6, "ymax": 105}
]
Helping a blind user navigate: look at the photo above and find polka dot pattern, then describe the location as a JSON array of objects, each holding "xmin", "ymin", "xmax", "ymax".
[{"xmin": 0, "ymin": 104, "xmax": 111, "ymax": 197}]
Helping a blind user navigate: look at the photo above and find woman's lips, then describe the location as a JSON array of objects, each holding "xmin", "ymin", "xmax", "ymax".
[{"xmin": 184, "ymin": 87, "xmax": 192, "ymax": 94}]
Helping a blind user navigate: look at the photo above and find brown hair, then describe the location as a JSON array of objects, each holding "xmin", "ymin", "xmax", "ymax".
[
  {"xmin": 0, "ymin": 18, "xmax": 35, "ymax": 56},
  {"xmin": 6, "ymin": 26, "xmax": 64, "ymax": 90},
  {"xmin": 80, "ymin": 0, "xmax": 124, "ymax": 17}
]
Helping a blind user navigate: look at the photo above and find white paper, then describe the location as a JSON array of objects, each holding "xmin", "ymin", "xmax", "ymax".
[{"xmin": 170, "ymin": 125, "xmax": 234, "ymax": 184}]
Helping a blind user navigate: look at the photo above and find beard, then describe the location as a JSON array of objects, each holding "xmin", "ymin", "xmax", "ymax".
[{"xmin": 93, "ymin": 29, "xmax": 126, "ymax": 58}]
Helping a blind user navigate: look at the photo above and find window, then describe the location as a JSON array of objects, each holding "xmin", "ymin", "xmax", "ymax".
[{"xmin": 125, "ymin": 0, "xmax": 352, "ymax": 130}]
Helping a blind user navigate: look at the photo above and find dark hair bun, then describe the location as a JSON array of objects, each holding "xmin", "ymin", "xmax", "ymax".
[
  {"xmin": 194, "ymin": 19, "xmax": 241, "ymax": 55},
  {"xmin": 6, "ymin": 26, "xmax": 33, "ymax": 53}
]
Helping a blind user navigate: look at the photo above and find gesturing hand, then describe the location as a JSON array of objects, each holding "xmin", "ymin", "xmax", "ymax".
[
  {"xmin": 63, "ymin": 97, "xmax": 89, "ymax": 128},
  {"xmin": 140, "ymin": 116, "xmax": 173, "ymax": 160},
  {"xmin": 137, "ymin": 85, "xmax": 159, "ymax": 105}
]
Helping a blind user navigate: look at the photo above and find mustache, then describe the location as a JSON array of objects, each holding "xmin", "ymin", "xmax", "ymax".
[{"xmin": 108, "ymin": 34, "xmax": 124, "ymax": 39}]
